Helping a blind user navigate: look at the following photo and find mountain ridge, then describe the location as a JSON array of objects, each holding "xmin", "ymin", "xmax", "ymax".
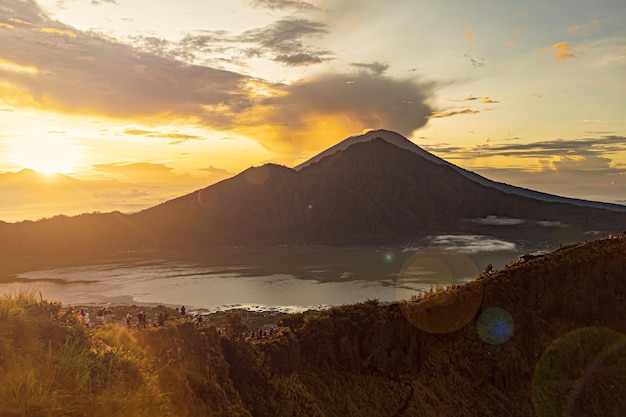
[{"xmin": 297, "ymin": 129, "xmax": 626, "ymax": 212}]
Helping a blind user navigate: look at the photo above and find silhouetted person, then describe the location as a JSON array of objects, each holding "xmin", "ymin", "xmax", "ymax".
[{"xmin": 181, "ymin": 305, "xmax": 186, "ymax": 317}]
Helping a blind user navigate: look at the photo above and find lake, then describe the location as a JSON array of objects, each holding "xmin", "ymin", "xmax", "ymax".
[{"xmin": 1, "ymin": 234, "xmax": 550, "ymax": 313}]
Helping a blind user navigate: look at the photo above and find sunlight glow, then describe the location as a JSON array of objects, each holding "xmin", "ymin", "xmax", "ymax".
[{"xmin": 11, "ymin": 136, "xmax": 81, "ymax": 175}]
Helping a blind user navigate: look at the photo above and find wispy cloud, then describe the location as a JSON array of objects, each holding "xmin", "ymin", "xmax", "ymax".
[
  {"xmin": 427, "ymin": 109, "xmax": 479, "ymax": 119},
  {"xmin": 481, "ymin": 96, "xmax": 499, "ymax": 104},
  {"xmin": 541, "ymin": 41, "xmax": 577, "ymax": 61},
  {"xmin": 444, "ymin": 95, "xmax": 500, "ymax": 104},
  {"xmin": 123, "ymin": 128, "xmax": 205, "ymax": 143},
  {"xmin": 430, "ymin": 135, "xmax": 626, "ymax": 159},
  {"xmin": 249, "ymin": 0, "xmax": 320, "ymax": 11},
  {"xmin": 470, "ymin": 215, "xmax": 526, "ymax": 226},
  {"xmin": 36, "ymin": 27, "xmax": 76, "ymax": 38},
  {"xmin": 459, "ymin": 22, "xmax": 475, "ymax": 43},
  {"xmin": 567, "ymin": 19, "xmax": 600, "ymax": 38}
]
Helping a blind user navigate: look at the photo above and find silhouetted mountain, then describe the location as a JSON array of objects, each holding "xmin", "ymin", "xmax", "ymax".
[
  {"xmin": 131, "ymin": 131, "xmax": 626, "ymax": 249},
  {"xmin": 1, "ymin": 130, "xmax": 626, "ymax": 267}
]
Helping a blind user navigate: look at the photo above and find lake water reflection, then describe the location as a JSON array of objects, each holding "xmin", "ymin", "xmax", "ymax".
[{"xmin": 3, "ymin": 235, "xmax": 547, "ymax": 312}]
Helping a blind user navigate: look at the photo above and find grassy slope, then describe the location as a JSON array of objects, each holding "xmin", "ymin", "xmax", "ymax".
[{"xmin": 1, "ymin": 237, "xmax": 625, "ymax": 416}]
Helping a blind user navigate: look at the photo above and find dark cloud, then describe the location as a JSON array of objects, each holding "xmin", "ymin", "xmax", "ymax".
[
  {"xmin": 464, "ymin": 54, "xmax": 485, "ymax": 67},
  {"xmin": 240, "ymin": 18, "xmax": 331, "ymax": 65},
  {"xmin": 249, "ymin": 0, "xmax": 319, "ymax": 11},
  {"xmin": 249, "ymin": 72, "xmax": 435, "ymax": 150},
  {"xmin": 274, "ymin": 52, "xmax": 329, "ymax": 66},
  {"xmin": 145, "ymin": 18, "xmax": 332, "ymax": 67},
  {"xmin": 350, "ymin": 61, "xmax": 389, "ymax": 76}
]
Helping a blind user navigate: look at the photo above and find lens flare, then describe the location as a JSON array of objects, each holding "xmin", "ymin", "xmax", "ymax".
[
  {"xmin": 397, "ymin": 249, "xmax": 482, "ymax": 334},
  {"xmin": 476, "ymin": 307, "xmax": 514, "ymax": 345},
  {"xmin": 532, "ymin": 327, "xmax": 626, "ymax": 417}
]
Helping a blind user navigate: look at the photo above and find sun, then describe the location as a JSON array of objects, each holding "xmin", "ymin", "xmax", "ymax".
[{"xmin": 11, "ymin": 136, "xmax": 81, "ymax": 175}]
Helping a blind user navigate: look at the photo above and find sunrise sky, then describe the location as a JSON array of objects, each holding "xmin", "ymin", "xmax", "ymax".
[{"xmin": 1, "ymin": 0, "xmax": 625, "ymax": 222}]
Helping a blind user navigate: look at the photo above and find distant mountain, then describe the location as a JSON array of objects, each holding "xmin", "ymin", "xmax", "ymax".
[
  {"xmin": 1, "ymin": 130, "xmax": 626, "ymax": 266},
  {"xmin": 129, "ymin": 130, "xmax": 626, "ymax": 249}
]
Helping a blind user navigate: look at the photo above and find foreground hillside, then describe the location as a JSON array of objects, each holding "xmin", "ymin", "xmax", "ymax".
[{"xmin": 1, "ymin": 237, "xmax": 625, "ymax": 416}]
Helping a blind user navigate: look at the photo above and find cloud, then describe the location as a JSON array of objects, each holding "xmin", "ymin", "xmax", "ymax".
[
  {"xmin": 122, "ymin": 128, "xmax": 204, "ymax": 143},
  {"xmin": 481, "ymin": 96, "xmax": 499, "ymax": 104},
  {"xmin": 249, "ymin": 0, "xmax": 319, "ymax": 11},
  {"xmin": 582, "ymin": 36, "xmax": 626, "ymax": 68},
  {"xmin": 464, "ymin": 54, "xmax": 485, "ymax": 67},
  {"xmin": 483, "ymin": 136, "xmax": 626, "ymax": 159},
  {"xmin": 427, "ymin": 109, "xmax": 479, "ymax": 119},
  {"xmin": 94, "ymin": 188, "xmax": 152, "ymax": 200},
  {"xmin": 36, "ymin": 27, "xmax": 76, "ymax": 38},
  {"xmin": 567, "ymin": 19, "xmax": 600, "ymax": 38},
  {"xmin": 470, "ymin": 215, "xmax": 526, "ymax": 226},
  {"xmin": 428, "ymin": 235, "xmax": 517, "ymax": 254},
  {"xmin": 444, "ymin": 95, "xmax": 500, "ymax": 104},
  {"xmin": 350, "ymin": 61, "xmax": 389, "ymax": 76},
  {"xmin": 245, "ymin": 72, "xmax": 435, "ymax": 150},
  {"xmin": 0, "ymin": 0, "xmax": 434, "ymax": 152},
  {"xmin": 426, "ymin": 135, "xmax": 626, "ymax": 205},
  {"xmin": 459, "ymin": 22, "xmax": 475, "ymax": 43},
  {"xmin": 535, "ymin": 220, "xmax": 564, "ymax": 227},
  {"xmin": 91, "ymin": 0, "xmax": 118, "ymax": 4},
  {"xmin": 199, "ymin": 166, "xmax": 235, "ymax": 182},
  {"xmin": 239, "ymin": 18, "xmax": 332, "ymax": 65},
  {"xmin": 541, "ymin": 41, "xmax": 577, "ymax": 61},
  {"xmin": 152, "ymin": 17, "xmax": 334, "ymax": 67}
]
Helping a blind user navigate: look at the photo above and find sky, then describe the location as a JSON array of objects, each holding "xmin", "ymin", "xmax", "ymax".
[{"xmin": 0, "ymin": 0, "xmax": 625, "ymax": 222}]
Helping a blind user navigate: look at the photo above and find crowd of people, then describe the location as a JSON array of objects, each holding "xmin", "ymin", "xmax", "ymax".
[{"xmin": 71, "ymin": 305, "xmax": 205, "ymax": 330}]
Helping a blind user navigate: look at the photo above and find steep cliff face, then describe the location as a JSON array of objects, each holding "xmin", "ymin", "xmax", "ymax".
[{"xmin": 225, "ymin": 237, "xmax": 626, "ymax": 416}]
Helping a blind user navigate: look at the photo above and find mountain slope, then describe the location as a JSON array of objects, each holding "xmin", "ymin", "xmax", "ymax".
[{"xmin": 297, "ymin": 129, "xmax": 626, "ymax": 212}]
